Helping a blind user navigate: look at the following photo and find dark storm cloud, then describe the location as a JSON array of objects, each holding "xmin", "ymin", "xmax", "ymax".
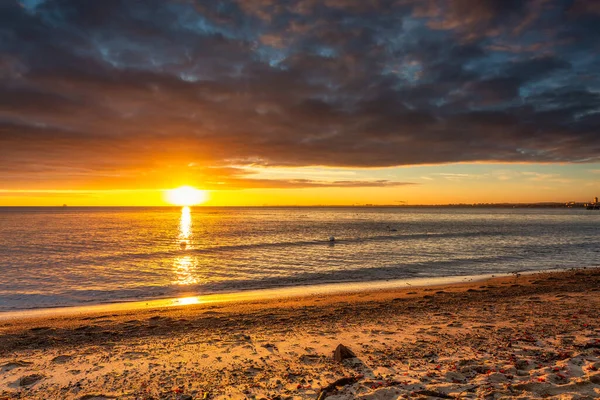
[{"xmin": 1, "ymin": 0, "xmax": 599, "ymax": 188}]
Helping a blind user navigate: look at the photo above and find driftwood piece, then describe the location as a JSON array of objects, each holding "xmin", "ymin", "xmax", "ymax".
[{"xmin": 316, "ymin": 376, "xmax": 360, "ymax": 400}]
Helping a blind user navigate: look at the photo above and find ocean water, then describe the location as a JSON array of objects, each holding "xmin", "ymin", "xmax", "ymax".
[{"xmin": 0, "ymin": 206, "xmax": 599, "ymax": 311}]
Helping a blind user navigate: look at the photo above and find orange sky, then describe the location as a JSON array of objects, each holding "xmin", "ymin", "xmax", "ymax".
[{"xmin": 2, "ymin": 162, "xmax": 598, "ymax": 206}]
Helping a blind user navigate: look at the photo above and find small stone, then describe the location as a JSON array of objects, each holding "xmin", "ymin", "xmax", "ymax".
[
  {"xmin": 333, "ymin": 344, "xmax": 356, "ymax": 362},
  {"xmin": 514, "ymin": 359, "xmax": 529, "ymax": 370}
]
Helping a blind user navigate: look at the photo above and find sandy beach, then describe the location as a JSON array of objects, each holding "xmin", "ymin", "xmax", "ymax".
[{"xmin": 1, "ymin": 268, "xmax": 599, "ymax": 400}]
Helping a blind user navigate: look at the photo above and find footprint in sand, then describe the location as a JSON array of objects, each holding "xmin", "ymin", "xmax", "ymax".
[
  {"xmin": 0, "ymin": 360, "xmax": 33, "ymax": 372},
  {"xmin": 18, "ymin": 374, "xmax": 44, "ymax": 387}
]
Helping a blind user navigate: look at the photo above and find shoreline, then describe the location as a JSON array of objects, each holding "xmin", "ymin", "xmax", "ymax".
[
  {"xmin": 0, "ymin": 272, "xmax": 502, "ymax": 321},
  {"xmin": 1, "ymin": 268, "xmax": 599, "ymax": 399},
  {"xmin": 0, "ymin": 267, "xmax": 586, "ymax": 321}
]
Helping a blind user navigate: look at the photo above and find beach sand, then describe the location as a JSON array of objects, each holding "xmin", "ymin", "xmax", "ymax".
[{"xmin": 1, "ymin": 269, "xmax": 599, "ymax": 399}]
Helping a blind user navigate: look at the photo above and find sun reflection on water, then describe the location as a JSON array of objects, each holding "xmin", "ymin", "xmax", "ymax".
[
  {"xmin": 173, "ymin": 206, "xmax": 198, "ymax": 285},
  {"xmin": 175, "ymin": 296, "xmax": 201, "ymax": 306},
  {"xmin": 179, "ymin": 206, "xmax": 192, "ymax": 241}
]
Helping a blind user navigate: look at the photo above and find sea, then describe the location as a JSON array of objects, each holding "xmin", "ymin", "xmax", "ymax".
[{"xmin": 0, "ymin": 206, "xmax": 599, "ymax": 311}]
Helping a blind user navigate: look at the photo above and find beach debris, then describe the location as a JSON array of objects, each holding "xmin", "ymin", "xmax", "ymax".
[
  {"xmin": 328, "ymin": 236, "xmax": 335, "ymax": 242},
  {"xmin": 316, "ymin": 376, "xmax": 361, "ymax": 400},
  {"xmin": 18, "ymin": 374, "xmax": 44, "ymax": 387},
  {"xmin": 334, "ymin": 344, "xmax": 356, "ymax": 362},
  {"xmin": 77, "ymin": 395, "xmax": 117, "ymax": 400}
]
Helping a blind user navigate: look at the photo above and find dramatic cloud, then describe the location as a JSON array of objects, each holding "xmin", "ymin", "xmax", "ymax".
[{"xmin": 0, "ymin": 0, "xmax": 599, "ymax": 189}]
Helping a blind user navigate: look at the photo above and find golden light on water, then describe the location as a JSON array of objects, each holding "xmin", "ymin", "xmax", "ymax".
[
  {"xmin": 173, "ymin": 206, "xmax": 198, "ymax": 285},
  {"xmin": 176, "ymin": 296, "xmax": 201, "ymax": 306},
  {"xmin": 165, "ymin": 186, "xmax": 208, "ymax": 206},
  {"xmin": 173, "ymin": 255, "xmax": 198, "ymax": 285},
  {"xmin": 179, "ymin": 206, "xmax": 192, "ymax": 240}
]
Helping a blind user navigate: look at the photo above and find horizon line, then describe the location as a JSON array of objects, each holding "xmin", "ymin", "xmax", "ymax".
[{"xmin": 0, "ymin": 202, "xmax": 593, "ymax": 208}]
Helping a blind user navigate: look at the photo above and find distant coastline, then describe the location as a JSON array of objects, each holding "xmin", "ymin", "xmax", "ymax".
[{"xmin": 391, "ymin": 202, "xmax": 595, "ymax": 209}]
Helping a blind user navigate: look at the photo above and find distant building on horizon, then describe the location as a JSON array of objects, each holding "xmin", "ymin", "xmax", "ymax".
[{"xmin": 586, "ymin": 196, "xmax": 599, "ymax": 210}]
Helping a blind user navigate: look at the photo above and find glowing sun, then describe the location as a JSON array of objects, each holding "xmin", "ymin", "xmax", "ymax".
[{"xmin": 165, "ymin": 186, "xmax": 208, "ymax": 206}]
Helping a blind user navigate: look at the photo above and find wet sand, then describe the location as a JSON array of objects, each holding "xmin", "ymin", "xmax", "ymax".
[{"xmin": 1, "ymin": 268, "xmax": 599, "ymax": 399}]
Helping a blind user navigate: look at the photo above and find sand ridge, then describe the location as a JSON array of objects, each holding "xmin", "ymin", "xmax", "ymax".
[{"xmin": 0, "ymin": 269, "xmax": 599, "ymax": 399}]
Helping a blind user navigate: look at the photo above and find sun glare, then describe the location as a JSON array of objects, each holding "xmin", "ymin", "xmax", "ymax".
[{"xmin": 165, "ymin": 186, "xmax": 208, "ymax": 206}]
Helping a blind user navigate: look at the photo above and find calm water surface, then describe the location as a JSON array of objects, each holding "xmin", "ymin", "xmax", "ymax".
[{"xmin": 0, "ymin": 207, "xmax": 599, "ymax": 310}]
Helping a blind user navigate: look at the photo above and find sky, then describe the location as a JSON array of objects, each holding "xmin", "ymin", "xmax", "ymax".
[{"xmin": 1, "ymin": 0, "xmax": 599, "ymax": 206}]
